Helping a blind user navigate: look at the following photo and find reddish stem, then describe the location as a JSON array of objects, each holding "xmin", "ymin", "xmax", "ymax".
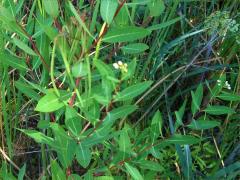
[{"xmin": 68, "ymin": 77, "xmax": 81, "ymax": 107}]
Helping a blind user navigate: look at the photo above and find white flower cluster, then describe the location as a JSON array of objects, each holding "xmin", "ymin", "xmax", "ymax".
[
  {"xmin": 113, "ymin": 61, "xmax": 128, "ymax": 72},
  {"xmin": 217, "ymin": 79, "xmax": 231, "ymax": 90}
]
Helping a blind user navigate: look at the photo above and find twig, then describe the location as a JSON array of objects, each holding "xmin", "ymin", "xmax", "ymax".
[{"xmin": 17, "ymin": 23, "xmax": 50, "ymax": 71}]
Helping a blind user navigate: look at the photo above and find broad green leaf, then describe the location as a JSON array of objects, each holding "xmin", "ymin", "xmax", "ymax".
[
  {"xmin": 12, "ymin": 38, "xmax": 37, "ymax": 56},
  {"xmin": 175, "ymin": 99, "xmax": 187, "ymax": 130},
  {"xmin": 206, "ymin": 162, "xmax": 240, "ymax": 180},
  {"xmin": 37, "ymin": 21, "xmax": 58, "ymax": 41},
  {"xmin": 135, "ymin": 160, "xmax": 164, "ymax": 172},
  {"xmin": 83, "ymin": 101, "xmax": 100, "ymax": 123},
  {"xmin": 82, "ymin": 128, "xmax": 122, "ymax": 147},
  {"xmin": 151, "ymin": 110, "xmax": 163, "ymax": 140},
  {"xmin": 42, "ymin": 0, "xmax": 59, "ymax": 18},
  {"xmin": 0, "ymin": 6, "xmax": 15, "ymax": 22},
  {"xmin": 0, "ymin": 7, "xmax": 25, "ymax": 37},
  {"xmin": 100, "ymin": 0, "xmax": 118, "ymax": 24},
  {"xmin": 17, "ymin": 164, "xmax": 26, "ymax": 180},
  {"xmin": 119, "ymin": 128, "xmax": 132, "ymax": 156},
  {"xmin": 50, "ymin": 123, "xmax": 77, "ymax": 168},
  {"xmin": 125, "ymin": 163, "xmax": 144, "ymax": 180},
  {"xmin": 76, "ymin": 143, "xmax": 91, "ymax": 168},
  {"xmin": 216, "ymin": 92, "xmax": 240, "ymax": 101},
  {"xmin": 166, "ymin": 134, "xmax": 200, "ymax": 145},
  {"xmin": 150, "ymin": 146, "xmax": 162, "ymax": 159},
  {"xmin": 0, "ymin": 52, "xmax": 28, "ymax": 71},
  {"xmin": 94, "ymin": 93, "xmax": 110, "ymax": 105},
  {"xmin": 94, "ymin": 176, "xmax": 114, "ymax": 180},
  {"xmin": 51, "ymin": 160, "xmax": 65, "ymax": 180},
  {"xmin": 210, "ymin": 74, "xmax": 226, "ymax": 96},
  {"xmin": 148, "ymin": 0, "xmax": 165, "ymax": 17},
  {"xmin": 35, "ymin": 89, "xmax": 71, "ymax": 112},
  {"xmin": 72, "ymin": 61, "xmax": 88, "ymax": 77},
  {"xmin": 15, "ymin": 80, "xmax": 40, "ymax": 101},
  {"xmin": 115, "ymin": 4, "xmax": 129, "ymax": 26},
  {"xmin": 188, "ymin": 119, "xmax": 220, "ymax": 130},
  {"xmin": 121, "ymin": 58, "xmax": 137, "ymax": 81},
  {"xmin": 148, "ymin": 17, "xmax": 181, "ymax": 31},
  {"xmin": 103, "ymin": 26, "xmax": 151, "ymax": 43},
  {"xmin": 121, "ymin": 43, "xmax": 149, "ymax": 54},
  {"xmin": 204, "ymin": 105, "xmax": 235, "ymax": 115},
  {"xmin": 68, "ymin": 174, "xmax": 81, "ymax": 180},
  {"xmin": 65, "ymin": 107, "xmax": 82, "ymax": 136},
  {"xmin": 37, "ymin": 120, "xmax": 50, "ymax": 129},
  {"xmin": 18, "ymin": 129, "xmax": 54, "ymax": 145},
  {"xmin": 102, "ymin": 105, "xmax": 137, "ymax": 127},
  {"xmin": 114, "ymin": 81, "xmax": 152, "ymax": 101},
  {"xmin": 191, "ymin": 84, "xmax": 203, "ymax": 115},
  {"xmin": 94, "ymin": 60, "xmax": 114, "ymax": 77},
  {"xmin": 101, "ymin": 78, "xmax": 114, "ymax": 104}
]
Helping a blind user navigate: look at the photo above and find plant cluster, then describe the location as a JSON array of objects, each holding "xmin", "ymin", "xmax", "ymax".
[{"xmin": 0, "ymin": 0, "xmax": 239, "ymax": 179}]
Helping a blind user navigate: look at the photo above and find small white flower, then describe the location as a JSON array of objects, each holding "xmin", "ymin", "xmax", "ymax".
[
  {"xmin": 118, "ymin": 61, "xmax": 123, "ymax": 66},
  {"xmin": 217, "ymin": 80, "xmax": 221, "ymax": 83},
  {"xmin": 113, "ymin": 63, "xmax": 119, "ymax": 69}
]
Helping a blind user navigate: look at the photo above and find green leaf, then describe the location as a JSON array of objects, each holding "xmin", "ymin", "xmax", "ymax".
[
  {"xmin": 65, "ymin": 107, "xmax": 82, "ymax": 136},
  {"xmin": 119, "ymin": 128, "xmax": 132, "ymax": 156},
  {"xmin": 103, "ymin": 26, "xmax": 151, "ymax": 43},
  {"xmin": 166, "ymin": 134, "xmax": 200, "ymax": 145},
  {"xmin": 121, "ymin": 43, "xmax": 149, "ymax": 54},
  {"xmin": 0, "ymin": 52, "xmax": 28, "ymax": 71},
  {"xmin": 42, "ymin": 0, "xmax": 59, "ymax": 18},
  {"xmin": 147, "ymin": 17, "xmax": 181, "ymax": 31},
  {"xmin": 0, "ymin": 7, "xmax": 25, "ymax": 37},
  {"xmin": 37, "ymin": 120, "xmax": 50, "ymax": 129},
  {"xmin": 12, "ymin": 38, "xmax": 37, "ymax": 56},
  {"xmin": 72, "ymin": 61, "xmax": 88, "ymax": 77},
  {"xmin": 204, "ymin": 105, "xmax": 235, "ymax": 115},
  {"xmin": 94, "ymin": 59, "xmax": 114, "ymax": 77},
  {"xmin": 94, "ymin": 176, "xmax": 114, "ymax": 180},
  {"xmin": 68, "ymin": 174, "xmax": 81, "ymax": 180},
  {"xmin": 151, "ymin": 110, "xmax": 163, "ymax": 140},
  {"xmin": 102, "ymin": 105, "xmax": 137, "ymax": 127},
  {"xmin": 121, "ymin": 59, "xmax": 137, "ymax": 81},
  {"xmin": 35, "ymin": 89, "xmax": 70, "ymax": 112},
  {"xmin": 100, "ymin": 0, "xmax": 118, "ymax": 24},
  {"xmin": 17, "ymin": 164, "xmax": 26, "ymax": 180},
  {"xmin": 18, "ymin": 129, "xmax": 54, "ymax": 145},
  {"xmin": 50, "ymin": 123, "xmax": 77, "ymax": 168},
  {"xmin": 76, "ymin": 143, "xmax": 91, "ymax": 168},
  {"xmin": 15, "ymin": 80, "xmax": 40, "ymax": 101},
  {"xmin": 51, "ymin": 160, "xmax": 65, "ymax": 180},
  {"xmin": 68, "ymin": 1, "xmax": 93, "ymax": 38},
  {"xmin": 188, "ymin": 119, "xmax": 220, "ymax": 130},
  {"xmin": 125, "ymin": 163, "xmax": 144, "ymax": 180},
  {"xmin": 115, "ymin": 4, "xmax": 129, "ymax": 26},
  {"xmin": 0, "ymin": 6, "xmax": 15, "ymax": 22},
  {"xmin": 38, "ymin": 21, "xmax": 58, "ymax": 41},
  {"xmin": 174, "ymin": 99, "xmax": 187, "ymax": 130},
  {"xmin": 135, "ymin": 160, "xmax": 164, "ymax": 172},
  {"xmin": 114, "ymin": 81, "xmax": 152, "ymax": 101},
  {"xmin": 191, "ymin": 84, "xmax": 203, "ymax": 115},
  {"xmin": 216, "ymin": 92, "xmax": 240, "ymax": 101},
  {"xmin": 148, "ymin": 0, "xmax": 165, "ymax": 17}
]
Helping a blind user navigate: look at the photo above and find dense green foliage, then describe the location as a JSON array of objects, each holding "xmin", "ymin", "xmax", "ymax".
[{"xmin": 0, "ymin": 0, "xmax": 239, "ymax": 179}]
